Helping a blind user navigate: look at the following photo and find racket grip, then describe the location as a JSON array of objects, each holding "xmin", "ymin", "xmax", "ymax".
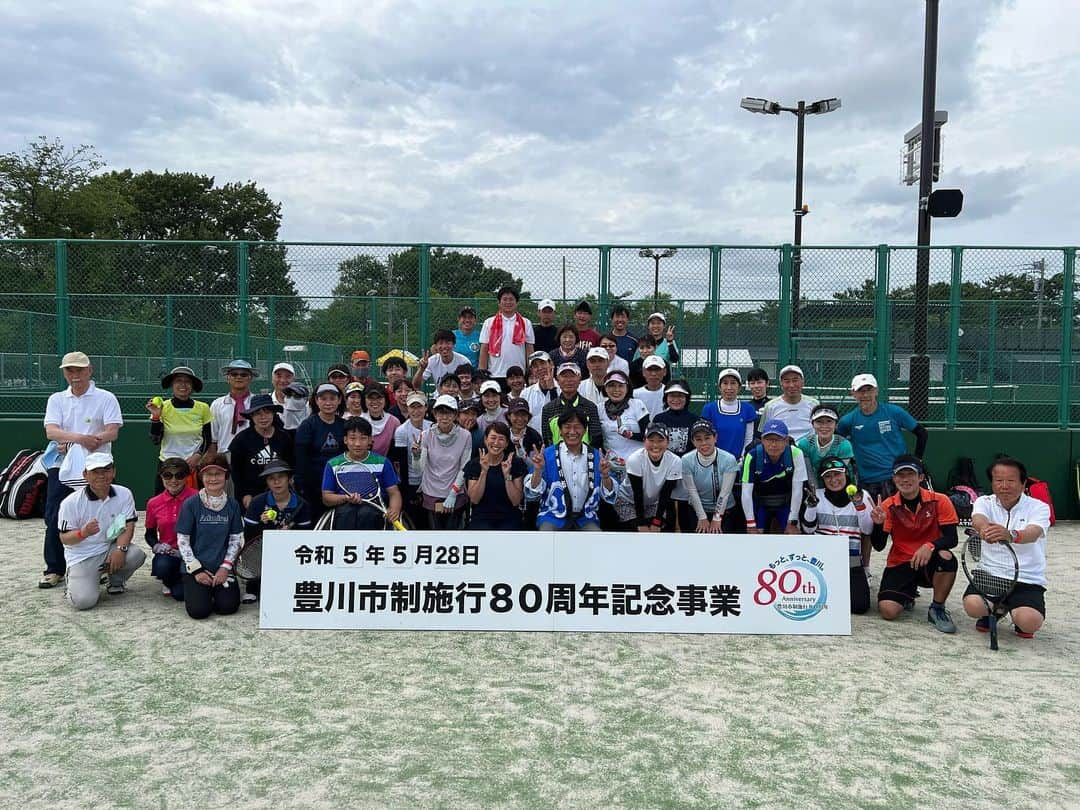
[{"xmin": 392, "ymin": 519, "xmax": 407, "ymax": 531}]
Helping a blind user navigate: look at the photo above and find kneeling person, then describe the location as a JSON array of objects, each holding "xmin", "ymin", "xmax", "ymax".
[
  {"xmin": 870, "ymin": 455, "xmax": 959, "ymax": 633},
  {"xmin": 964, "ymin": 457, "xmax": 1051, "ymax": 639},
  {"xmin": 242, "ymin": 460, "xmax": 313, "ymax": 603},
  {"xmin": 57, "ymin": 452, "xmax": 144, "ymax": 610},
  {"xmin": 322, "ymin": 417, "xmax": 403, "ymax": 529}
]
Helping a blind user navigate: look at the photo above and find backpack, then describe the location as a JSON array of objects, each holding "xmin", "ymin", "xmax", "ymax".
[
  {"xmin": 946, "ymin": 457, "xmax": 982, "ymax": 526},
  {"xmin": 0, "ymin": 449, "xmax": 47, "ymax": 519},
  {"xmin": 1025, "ymin": 477, "xmax": 1055, "ymax": 526}
]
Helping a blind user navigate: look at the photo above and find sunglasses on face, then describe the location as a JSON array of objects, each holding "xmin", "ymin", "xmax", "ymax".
[{"xmin": 161, "ymin": 472, "xmax": 187, "ymax": 480}]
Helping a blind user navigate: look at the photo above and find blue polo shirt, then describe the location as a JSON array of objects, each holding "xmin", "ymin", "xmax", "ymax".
[
  {"xmin": 836, "ymin": 403, "xmax": 918, "ymax": 483},
  {"xmin": 453, "ymin": 329, "xmax": 482, "ymax": 366}
]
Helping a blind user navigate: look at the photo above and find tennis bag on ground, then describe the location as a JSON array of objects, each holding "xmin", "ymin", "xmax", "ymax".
[
  {"xmin": 1025, "ymin": 476, "xmax": 1055, "ymax": 526},
  {"xmin": 0, "ymin": 449, "xmax": 47, "ymax": 519},
  {"xmin": 946, "ymin": 457, "xmax": 982, "ymax": 527}
]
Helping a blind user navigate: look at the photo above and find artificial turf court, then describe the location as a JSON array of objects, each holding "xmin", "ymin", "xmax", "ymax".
[{"xmin": 2, "ymin": 517, "xmax": 1078, "ymax": 808}]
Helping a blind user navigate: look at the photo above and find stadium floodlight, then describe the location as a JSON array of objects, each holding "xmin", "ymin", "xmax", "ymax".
[
  {"xmin": 740, "ymin": 97, "xmax": 780, "ymax": 115},
  {"xmin": 740, "ymin": 95, "xmax": 841, "ymax": 329},
  {"xmin": 639, "ymin": 248, "xmax": 679, "ymax": 307}
]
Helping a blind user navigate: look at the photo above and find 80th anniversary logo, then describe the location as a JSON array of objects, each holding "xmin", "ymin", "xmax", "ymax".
[{"xmin": 753, "ymin": 553, "xmax": 829, "ymax": 621}]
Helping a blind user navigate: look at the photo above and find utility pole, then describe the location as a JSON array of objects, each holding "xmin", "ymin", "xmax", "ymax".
[{"xmin": 1033, "ymin": 258, "xmax": 1046, "ymax": 345}]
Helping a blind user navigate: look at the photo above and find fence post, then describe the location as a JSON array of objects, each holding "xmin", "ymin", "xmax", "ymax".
[
  {"xmin": 54, "ymin": 240, "xmax": 69, "ymax": 365},
  {"xmin": 266, "ymin": 295, "xmax": 276, "ymax": 367},
  {"xmin": 418, "ymin": 244, "xmax": 431, "ymax": 355},
  {"xmin": 164, "ymin": 295, "xmax": 175, "ymax": 367},
  {"xmin": 778, "ymin": 244, "xmax": 793, "ymax": 367},
  {"xmin": 874, "ymin": 245, "xmax": 891, "ymax": 401},
  {"xmin": 944, "ymin": 247, "xmax": 963, "ymax": 428},
  {"xmin": 598, "ymin": 246, "xmax": 611, "ymax": 329},
  {"xmin": 236, "ymin": 242, "xmax": 250, "ymax": 359},
  {"xmin": 987, "ymin": 301, "xmax": 997, "ymax": 403},
  {"xmin": 708, "ymin": 246, "xmax": 721, "ymax": 384},
  {"xmin": 1059, "ymin": 247, "xmax": 1076, "ymax": 429},
  {"xmin": 368, "ymin": 297, "xmax": 381, "ymax": 365}
]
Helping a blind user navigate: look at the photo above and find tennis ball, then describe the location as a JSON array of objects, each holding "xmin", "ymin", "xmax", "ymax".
[
  {"xmin": 845, "ymin": 484, "xmax": 858, "ymax": 498},
  {"xmin": 151, "ymin": 396, "xmax": 163, "ymax": 408},
  {"xmin": 264, "ymin": 509, "xmax": 277, "ymax": 521}
]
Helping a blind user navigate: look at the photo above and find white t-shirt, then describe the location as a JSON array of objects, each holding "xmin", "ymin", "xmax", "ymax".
[
  {"xmin": 209, "ymin": 392, "xmax": 253, "ymax": 453},
  {"xmin": 633, "ymin": 386, "xmax": 665, "ymax": 419},
  {"xmin": 616, "ymin": 448, "xmax": 682, "ymax": 507},
  {"xmin": 422, "ymin": 352, "xmax": 471, "ymax": 384},
  {"xmin": 394, "ymin": 419, "xmax": 432, "ymax": 485},
  {"xmin": 520, "ymin": 382, "xmax": 560, "ymax": 434},
  {"xmin": 57, "ymin": 484, "xmax": 137, "ymax": 566},
  {"xmin": 972, "ymin": 494, "xmax": 1051, "ymax": 586},
  {"xmin": 480, "ymin": 314, "xmax": 535, "ymax": 377},
  {"xmin": 762, "ymin": 395, "xmax": 819, "ymax": 441},
  {"xmin": 578, "ymin": 378, "xmax": 606, "ymax": 407},
  {"xmin": 43, "ymin": 382, "xmax": 124, "ymax": 466},
  {"xmin": 597, "ymin": 398, "xmax": 650, "ymax": 465}
]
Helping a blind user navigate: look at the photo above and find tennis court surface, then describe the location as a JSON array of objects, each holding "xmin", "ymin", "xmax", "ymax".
[{"xmin": 2, "ymin": 517, "xmax": 1077, "ymax": 808}]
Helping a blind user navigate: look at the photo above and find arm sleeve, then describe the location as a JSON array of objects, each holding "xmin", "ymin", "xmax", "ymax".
[
  {"xmin": 223, "ymin": 504, "xmax": 244, "ymax": 564},
  {"xmin": 789, "ymin": 453, "xmax": 808, "ymax": 520},
  {"xmin": 912, "ymin": 424, "xmax": 928, "ymax": 458},
  {"xmin": 934, "ymin": 523, "xmax": 958, "ymax": 551},
  {"xmin": 717, "ymin": 471, "xmax": 736, "ymax": 515},
  {"xmin": 175, "ymin": 500, "xmax": 196, "ymax": 565},
  {"xmin": 540, "ymin": 405, "xmax": 553, "ymax": 446},
  {"xmin": 667, "ymin": 341, "xmax": 680, "ymax": 364},
  {"xmin": 856, "ymin": 496, "xmax": 874, "ymax": 534},
  {"xmin": 740, "ymin": 456, "xmax": 755, "ymax": 523},
  {"xmin": 150, "ymin": 419, "xmax": 163, "ymax": 445},
  {"xmin": 200, "ymin": 423, "xmax": 212, "ymax": 453},
  {"xmin": 800, "ymin": 501, "xmax": 818, "ymax": 532},
  {"xmin": 656, "ymin": 478, "xmax": 678, "ymax": 529},
  {"xmin": 683, "ymin": 466, "xmax": 706, "ymax": 521},
  {"xmin": 741, "ymin": 420, "xmax": 754, "ymax": 457},
  {"xmin": 628, "ymin": 473, "xmax": 647, "ymax": 526},
  {"xmin": 587, "ymin": 404, "xmax": 604, "ymax": 450}
]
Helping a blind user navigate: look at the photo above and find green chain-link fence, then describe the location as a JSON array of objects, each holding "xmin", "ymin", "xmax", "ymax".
[{"xmin": 0, "ymin": 239, "xmax": 1075, "ymax": 427}]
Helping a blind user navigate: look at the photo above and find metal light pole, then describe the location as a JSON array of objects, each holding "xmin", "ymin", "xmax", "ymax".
[
  {"xmin": 639, "ymin": 247, "xmax": 678, "ymax": 308},
  {"xmin": 741, "ymin": 96, "xmax": 841, "ymax": 329}
]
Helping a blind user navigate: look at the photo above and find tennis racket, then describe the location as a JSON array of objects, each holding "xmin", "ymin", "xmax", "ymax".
[
  {"xmin": 961, "ymin": 528, "xmax": 1020, "ymax": 651},
  {"xmin": 325, "ymin": 461, "xmax": 409, "ymax": 531},
  {"xmin": 235, "ymin": 538, "xmax": 263, "ymax": 581}
]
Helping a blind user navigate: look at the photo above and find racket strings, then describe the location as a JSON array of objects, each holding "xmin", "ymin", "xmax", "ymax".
[{"xmin": 969, "ymin": 568, "xmax": 1014, "ymax": 600}]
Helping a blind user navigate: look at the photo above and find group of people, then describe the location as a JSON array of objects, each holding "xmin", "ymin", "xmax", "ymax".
[{"xmin": 36, "ymin": 296, "xmax": 1052, "ymax": 639}]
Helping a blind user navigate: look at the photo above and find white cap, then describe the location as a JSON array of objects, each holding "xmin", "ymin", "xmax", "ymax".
[
  {"xmin": 586, "ymin": 347, "xmax": 609, "ymax": 360},
  {"xmin": 778, "ymin": 364, "xmax": 804, "ymax": 379},
  {"xmin": 537, "ymin": 298, "xmax": 556, "ymax": 311},
  {"xmin": 851, "ymin": 373, "xmax": 878, "ymax": 390},
  {"xmin": 479, "ymin": 380, "xmax": 502, "ymax": 395},
  {"xmin": 433, "ymin": 393, "xmax": 460, "ymax": 411},
  {"xmin": 556, "ymin": 362, "xmax": 582, "ymax": 376},
  {"xmin": 405, "ymin": 392, "xmax": 427, "ymax": 407},
  {"xmin": 84, "ymin": 452, "xmax": 114, "ymax": 471},
  {"xmin": 717, "ymin": 367, "xmax": 741, "ymax": 384},
  {"xmin": 528, "ymin": 351, "xmax": 551, "ymax": 365},
  {"xmin": 642, "ymin": 355, "xmax": 666, "ymax": 370},
  {"xmin": 272, "ymin": 362, "xmax": 295, "ymax": 375},
  {"xmin": 647, "ymin": 312, "xmax": 667, "ymax": 323},
  {"xmin": 664, "ymin": 381, "xmax": 690, "ymax": 396},
  {"xmin": 315, "ymin": 383, "xmax": 341, "ymax": 396}
]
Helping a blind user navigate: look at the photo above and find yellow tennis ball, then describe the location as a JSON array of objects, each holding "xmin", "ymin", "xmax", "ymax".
[
  {"xmin": 151, "ymin": 396, "xmax": 163, "ymax": 408},
  {"xmin": 264, "ymin": 509, "xmax": 277, "ymax": 521},
  {"xmin": 845, "ymin": 485, "xmax": 858, "ymax": 498}
]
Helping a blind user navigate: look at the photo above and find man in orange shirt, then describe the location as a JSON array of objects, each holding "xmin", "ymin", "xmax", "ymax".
[{"xmin": 869, "ymin": 454, "xmax": 959, "ymax": 633}]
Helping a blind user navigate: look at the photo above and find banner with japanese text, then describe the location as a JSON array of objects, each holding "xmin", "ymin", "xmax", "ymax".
[{"xmin": 259, "ymin": 531, "xmax": 851, "ymax": 634}]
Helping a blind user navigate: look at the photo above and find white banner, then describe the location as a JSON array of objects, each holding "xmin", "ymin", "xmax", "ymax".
[{"xmin": 259, "ymin": 531, "xmax": 851, "ymax": 635}]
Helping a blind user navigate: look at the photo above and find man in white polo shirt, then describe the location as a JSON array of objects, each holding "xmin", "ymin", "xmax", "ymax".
[
  {"xmin": 479, "ymin": 286, "xmax": 535, "ymax": 381},
  {"xmin": 56, "ymin": 452, "xmax": 143, "ymax": 609},
  {"xmin": 761, "ymin": 364, "xmax": 819, "ymax": 441},
  {"xmin": 208, "ymin": 359, "xmax": 258, "ymax": 456},
  {"xmin": 578, "ymin": 347, "xmax": 611, "ymax": 405},
  {"xmin": 964, "ymin": 456, "xmax": 1052, "ymax": 639},
  {"xmin": 40, "ymin": 351, "xmax": 124, "ymax": 589}
]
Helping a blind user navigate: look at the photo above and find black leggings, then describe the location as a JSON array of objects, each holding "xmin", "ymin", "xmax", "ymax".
[{"xmin": 182, "ymin": 573, "xmax": 241, "ymax": 620}]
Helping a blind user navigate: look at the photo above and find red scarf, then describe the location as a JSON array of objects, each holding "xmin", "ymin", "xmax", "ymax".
[{"xmin": 487, "ymin": 313, "xmax": 526, "ymax": 358}]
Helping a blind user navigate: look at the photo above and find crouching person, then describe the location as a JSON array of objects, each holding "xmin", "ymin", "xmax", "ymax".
[
  {"xmin": 57, "ymin": 452, "xmax": 144, "ymax": 610},
  {"xmin": 176, "ymin": 454, "xmax": 244, "ymax": 620},
  {"xmin": 526, "ymin": 408, "xmax": 616, "ymax": 531}
]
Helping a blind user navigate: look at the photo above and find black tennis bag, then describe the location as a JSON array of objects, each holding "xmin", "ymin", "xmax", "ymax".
[{"xmin": 0, "ymin": 449, "xmax": 47, "ymax": 519}]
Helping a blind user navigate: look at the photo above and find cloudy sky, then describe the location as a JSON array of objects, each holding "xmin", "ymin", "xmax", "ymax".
[{"xmin": 1, "ymin": 0, "xmax": 1075, "ymax": 260}]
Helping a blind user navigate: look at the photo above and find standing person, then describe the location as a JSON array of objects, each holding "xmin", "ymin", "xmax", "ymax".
[
  {"xmin": 321, "ymin": 417, "xmax": 403, "ymax": 530},
  {"xmin": 613, "ymin": 423, "xmax": 683, "ymax": 532},
  {"xmin": 797, "ymin": 404, "xmax": 855, "ymax": 488},
  {"xmin": 964, "ymin": 457, "xmax": 1052, "ymax": 639},
  {"xmin": 505, "ymin": 366, "xmax": 527, "ymax": 401},
  {"xmin": 609, "ymin": 306, "xmax": 637, "ymax": 363},
  {"xmin": 464, "ymin": 422, "xmax": 528, "ymax": 529},
  {"xmin": 653, "ymin": 379, "xmax": 697, "ymax": 456},
  {"xmin": 207, "ymin": 359, "xmax": 258, "ymax": 457},
  {"xmin": 349, "ymin": 350, "xmax": 373, "ymax": 382},
  {"xmin": 457, "ymin": 397, "xmax": 485, "ymax": 457},
  {"xmin": 869, "ymin": 454, "xmax": 959, "ymax": 633},
  {"xmin": 800, "ymin": 457, "xmax": 874, "ymax": 614},
  {"xmin": 740, "ymin": 420, "xmax": 807, "ymax": 535},
  {"xmin": 532, "ymin": 299, "xmax": 559, "ymax": 354},
  {"xmin": 479, "ymin": 286, "xmax": 535, "ymax": 383},
  {"xmin": 634, "ymin": 355, "xmax": 668, "ymax": 418},
  {"xmin": 572, "ymin": 301, "xmax": 601, "ymax": 349},
  {"xmin": 746, "ymin": 367, "xmax": 771, "ymax": 438},
  {"xmin": 455, "ymin": 364, "xmax": 477, "ymax": 400},
  {"xmin": 229, "ymin": 394, "xmax": 295, "ymax": 508},
  {"xmin": 363, "ymin": 384, "xmax": 400, "ymax": 457},
  {"xmin": 477, "ymin": 380, "xmax": 507, "ymax": 430},
  {"xmin": 145, "ymin": 457, "xmax": 197, "ymax": 600},
  {"xmin": 40, "ymin": 351, "xmax": 123, "ymax": 589},
  {"xmin": 387, "ymin": 378, "xmax": 412, "ymax": 421},
  {"xmin": 453, "ymin": 306, "xmax": 482, "ymax": 366},
  {"xmin": 701, "ymin": 368, "xmax": 757, "ymax": 460},
  {"xmin": 760, "ymin": 364, "xmax": 818, "ymax": 441},
  {"xmin": 640, "ymin": 313, "xmax": 679, "ymax": 367},
  {"xmin": 526, "ymin": 409, "xmax": 616, "ymax": 531},
  {"xmin": 540, "ymin": 363, "xmax": 604, "ymax": 449},
  {"xmin": 343, "ymin": 381, "xmax": 366, "ymax": 419},
  {"xmin": 598, "ymin": 333, "xmax": 631, "ymax": 377},
  {"xmin": 391, "ymin": 392, "xmax": 432, "ymax": 528},
  {"xmin": 147, "ymin": 365, "xmax": 211, "ymax": 494},
  {"xmin": 414, "ymin": 394, "xmax": 473, "ymax": 529},
  {"xmin": 520, "ymin": 352, "xmax": 560, "ymax": 434},
  {"xmin": 505, "ymin": 398, "xmax": 544, "ymax": 529},
  {"xmin": 294, "ymin": 383, "xmax": 346, "ymax": 521},
  {"xmin": 678, "ymin": 420, "xmax": 740, "ymax": 534},
  {"xmin": 57, "ymin": 452, "xmax": 143, "ymax": 609},
  {"xmin": 837, "ymin": 372, "xmax": 928, "ymax": 575},
  {"xmin": 326, "ymin": 363, "xmax": 352, "ymax": 395},
  {"xmin": 270, "ymin": 362, "xmax": 310, "ymax": 431},
  {"xmin": 380, "ymin": 356, "xmax": 409, "ymax": 410},
  {"xmin": 552, "ymin": 324, "xmax": 588, "ymax": 376},
  {"xmin": 175, "ymin": 454, "xmax": 245, "ymax": 620},
  {"xmin": 578, "ymin": 347, "xmax": 611, "ymax": 405},
  {"xmin": 241, "ymin": 460, "xmax": 313, "ymax": 603},
  {"xmin": 412, "ymin": 329, "xmax": 469, "ymax": 391}
]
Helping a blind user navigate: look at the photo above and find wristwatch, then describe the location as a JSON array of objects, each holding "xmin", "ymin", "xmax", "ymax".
[
  {"xmin": 116, "ymin": 545, "xmax": 129, "ymax": 553},
  {"xmin": 186, "ymin": 559, "xmax": 203, "ymax": 574}
]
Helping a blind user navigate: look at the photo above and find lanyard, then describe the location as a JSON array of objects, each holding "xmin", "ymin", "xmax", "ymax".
[
  {"xmin": 553, "ymin": 443, "xmax": 594, "ymax": 517},
  {"xmin": 696, "ymin": 453, "xmax": 720, "ymax": 499}
]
